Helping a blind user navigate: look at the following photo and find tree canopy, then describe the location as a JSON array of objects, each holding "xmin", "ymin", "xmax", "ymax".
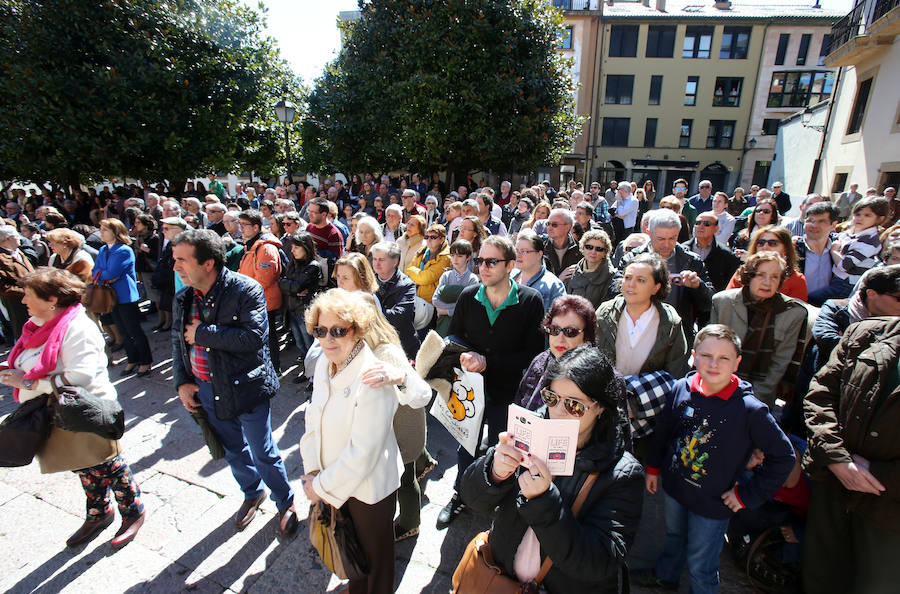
[
  {"xmin": 300, "ymin": 0, "xmax": 583, "ymax": 175},
  {"xmin": 0, "ymin": 0, "xmax": 304, "ymax": 190}
]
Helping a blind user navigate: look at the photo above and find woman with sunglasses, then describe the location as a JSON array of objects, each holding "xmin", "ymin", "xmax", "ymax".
[
  {"xmin": 725, "ymin": 225, "xmax": 808, "ymax": 301},
  {"xmin": 300, "ymin": 288, "xmax": 409, "ymax": 594},
  {"xmin": 459, "ymin": 346, "xmax": 643, "ymax": 593},
  {"xmin": 515, "ymin": 295, "xmax": 596, "ymax": 411},
  {"xmin": 595, "ymin": 253, "xmax": 689, "ymax": 379},
  {"xmin": 731, "ymin": 198, "xmax": 780, "ymax": 254},
  {"xmin": 564, "ymin": 229, "xmax": 616, "ymax": 309},
  {"xmin": 405, "ymin": 224, "xmax": 451, "ymax": 306}
]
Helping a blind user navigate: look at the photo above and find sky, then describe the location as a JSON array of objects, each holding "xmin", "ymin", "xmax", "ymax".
[{"xmin": 250, "ymin": 0, "xmax": 856, "ymax": 84}]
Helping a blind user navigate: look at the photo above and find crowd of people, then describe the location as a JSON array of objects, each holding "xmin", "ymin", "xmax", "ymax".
[{"xmin": 2, "ymin": 171, "xmax": 900, "ymax": 593}]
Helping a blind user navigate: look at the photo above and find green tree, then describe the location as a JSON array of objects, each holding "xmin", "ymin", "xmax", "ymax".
[
  {"xmin": 300, "ymin": 0, "xmax": 582, "ymax": 175},
  {"xmin": 0, "ymin": 0, "xmax": 304, "ymax": 192}
]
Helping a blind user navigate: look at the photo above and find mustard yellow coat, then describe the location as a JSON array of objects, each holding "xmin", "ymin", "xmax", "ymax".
[{"xmin": 404, "ymin": 243, "xmax": 451, "ymax": 303}]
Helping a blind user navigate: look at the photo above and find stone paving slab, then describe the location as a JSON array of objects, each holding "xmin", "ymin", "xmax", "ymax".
[{"xmin": 0, "ymin": 319, "xmax": 753, "ymax": 593}]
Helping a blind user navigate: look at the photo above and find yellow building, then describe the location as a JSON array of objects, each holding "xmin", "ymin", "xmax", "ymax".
[{"xmin": 557, "ymin": 0, "xmax": 841, "ymax": 195}]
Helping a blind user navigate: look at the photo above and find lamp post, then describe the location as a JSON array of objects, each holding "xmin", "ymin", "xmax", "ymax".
[
  {"xmin": 801, "ymin": 107, "xmax": 826, "ymax": 133},
  {"xmin": 274, "ymin": 98, "xmax": 296, "ymax": 183}
]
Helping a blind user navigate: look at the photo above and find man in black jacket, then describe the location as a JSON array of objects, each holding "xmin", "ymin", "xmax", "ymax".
[
  {"xmin": 371, "ymin": 241, "xmax": 420, "ymax": 359},
  {"xmin": 620, "ymin": 209, "xmax": 713, "ymax": 343},
  {"xmin": 171, "ymin": 230, "xmax": 297, "ymax": 537},
  {"xmin": 542, "ymin": 208, "xmax": 581, "ymax": 277},
  {"xmin": 682, "ymin": 211, "xmax": 741, "ymax": 292},
  {"xmin": 438, "ymin": 235, "xmax": 545, "ymax": 528}
]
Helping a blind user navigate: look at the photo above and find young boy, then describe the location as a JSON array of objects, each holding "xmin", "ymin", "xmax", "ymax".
[
  {"xmin": 809, "ymin": 195, "xmax": 890, "ymax": 305},
  {"xmin": 431, "ymin": 239, "xmax": 479, "ymax": 336},
  {"xmin": 636, "ymin": 324, "xmax": 795, "ymax": 593}
]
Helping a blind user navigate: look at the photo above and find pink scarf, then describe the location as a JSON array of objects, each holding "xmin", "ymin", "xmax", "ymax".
[{"xmin": 8, "ymin": 303, "xmax": 84, "ymax": 402}]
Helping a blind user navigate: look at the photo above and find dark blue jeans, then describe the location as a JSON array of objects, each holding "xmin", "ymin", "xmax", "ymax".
[
  {"xmin": 111, "ymin": 301, "xmax": 152, "ymax": 365},
  {"xmin": 808, "ymin": 276, "xmax": 852, "ymax": 307},
  {"xmin": 656, "ymin": 492, "xmax": 730, "ymax": 594},
  {"xmin": 196, "ymin": 380, "xmax": 294, "ymax": 511}
]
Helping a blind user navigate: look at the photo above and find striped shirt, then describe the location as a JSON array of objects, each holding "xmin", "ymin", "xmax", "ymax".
[
  {"xmin": 189, "ymin": 290, "xmax": 211, "ymax": 382},
  {"xmin": 833, "ymin": 226, "xmax": 881, "ymax": 284}
]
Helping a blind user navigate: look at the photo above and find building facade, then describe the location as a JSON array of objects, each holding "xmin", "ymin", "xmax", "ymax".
[
  {"xmin": 816, "ymin": 0, "xmax": 900, "ymax": 198},
  {"xmin": 557, "ymin": 0, "xmax": 842, "ymax": 195}
]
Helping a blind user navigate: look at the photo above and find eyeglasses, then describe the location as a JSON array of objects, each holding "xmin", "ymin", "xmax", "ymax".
[
  {"xmin": 283, "ymin": 220, "xmax": 298, "ymax": 227},
  {"xmin": 516, "ymin": 249, "xmax": 540, "ymax": 256},
  {"xmin": 473, "ymin": 257, "xmax": 512, "ymax": 268},
  {"xmin": 424, "ymin": 234, "xmax": 442, "ymax": 240},
  {"xmin": 548, "ymin": 221, "xmax": 570, "ymax": 228},
  {"xmin": 583, "ymin": 244, "xmax": 608, "ymax": 253},
  {"xmin": 756, "ymin": 208, "xmax": 773, "ymax": 215},
  {"xmin": 540, "ymin": 388, "xmax": 597, "ymax": 418},
  {"xmin": 311, "ymin": 325, "xmax": 353, "ymax": 339},
  {"xmin": 543, "ymin": 325, "xmax": 585, "ymax": 338},
  {"xmin": 756, "ymin": 238, "xmax": 781, "ymax": 248},
  {"xmin": 694, "ymin": 220, "xmax": 717, "ymax": 227}
]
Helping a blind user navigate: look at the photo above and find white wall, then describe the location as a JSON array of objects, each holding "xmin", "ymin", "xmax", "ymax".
[
  {"xmin": 819, "ymin": 37, "xmax": 900, "ymax": 197},
  {"xmin": 770, "ymin": 107, "xmax": 828, "ymax": 205}
]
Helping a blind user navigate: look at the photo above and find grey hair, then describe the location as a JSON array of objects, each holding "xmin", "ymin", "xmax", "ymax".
[
  {"xmin": 205, "ymin": 202, "xmax": 226, "ymax": 213},
  {"xmin": 648, "ymin": 208, "xmax": 682, "ymax": 233},
  {"xmin": 385, "ymin": 204, "xmax": 403, "ymax": 216},
  {"xmin": 371, "ymin": 241, "xmax": 401, "ymax": 261},
  {"xmin": 355, "ymin": 216, "xmax": 384, "ymax": 244},
  {"xmin": 0, "ymin": 225, "xmax": 18, "ymax": 241},
  {"xmin": 549, "ymin": 208, "xmax": 574, "ymax": 226}
]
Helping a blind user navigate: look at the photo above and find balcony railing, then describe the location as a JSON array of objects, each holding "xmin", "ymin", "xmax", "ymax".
[
  {"xmin": 553, "ymin": 0, "xmax": 593, "ymax": 10},
  {"xmin": 828, "ymin": 0, "xmax": 899, "ymax": 53}
]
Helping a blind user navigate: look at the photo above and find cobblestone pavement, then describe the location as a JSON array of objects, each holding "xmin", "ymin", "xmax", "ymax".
[{"xmin": 0, "ymin": 317, "xmax": 754, "ymax": 593}]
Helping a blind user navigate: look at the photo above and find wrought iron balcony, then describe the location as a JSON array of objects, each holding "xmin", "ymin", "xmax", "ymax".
[
  {"xmin": 552, "ymin": 0, "xmax": 594, "ymax": 10},
  {"xmin": 826, "ymin": 0, "xmax": 899, "ymax": 65}
]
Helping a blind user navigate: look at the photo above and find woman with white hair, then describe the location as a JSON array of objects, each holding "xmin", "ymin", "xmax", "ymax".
[{"xmin": 352, "ymin": 215, "xmax": 384, "ymax": 261}]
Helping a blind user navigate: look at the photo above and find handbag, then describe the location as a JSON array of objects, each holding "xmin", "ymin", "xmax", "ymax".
[
  {"xmin": 452, "ymin": 472, "xmax": 600, "ymax": 593},
  {"xmin": 308, "ymin": 500, "xmax": 369, "ymax": 581},
  {"xmin": 38, "ymin": 375, "xmax": 121, "ymax": 474},
  {"xmin": 83, "ymin": 271, "xmax": 117, "ymax": 314},
  {"xmin": 0, "ymin": 395, "xmax": 53, "ymax": 467}
]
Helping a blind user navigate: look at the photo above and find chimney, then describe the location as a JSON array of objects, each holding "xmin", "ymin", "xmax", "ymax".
[
  {"xmin": 714, "ymin": 0, "xmax": 732, "ymax": 9},
  {"xmin": 656, "ymin": 0, "xmax": 667, "ymax": 12}
]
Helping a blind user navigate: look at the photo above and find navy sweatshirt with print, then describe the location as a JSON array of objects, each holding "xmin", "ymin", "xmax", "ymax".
[{"xmin": 647, "ymin": 372, "xmax": 795, "ymax": 519}]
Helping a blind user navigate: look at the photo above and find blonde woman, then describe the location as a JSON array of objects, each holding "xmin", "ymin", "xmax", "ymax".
[
  {"xmin": 397, "ymin": 214, "xmax": 425, "ymax": 271},
  {"xmin": 300, "ymin": 289, "xmax": 407, "ymax": 594},
  {"xmin": 405, "ymin": 224, "xmax": 451, "ymax": 304},
  {"xmin": 46, "ymin": 228, "xmax": 94, "ymax": 283},
  {"xmin": 523, "ymin": 200, "xmax": 552, "ymax": 235}
]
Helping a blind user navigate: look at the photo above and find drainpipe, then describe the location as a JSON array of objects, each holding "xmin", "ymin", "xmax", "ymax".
[
  {"xmin": 739, "ymin": 19, "xmax": 771, "ymax": 189},
  {"xmin": 808, "ymin": 65, "xmax": 843, "ymax": 193}
]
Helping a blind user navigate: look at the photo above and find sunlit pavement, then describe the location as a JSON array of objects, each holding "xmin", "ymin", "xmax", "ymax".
[{"xmin": 0, "ymin": 317, "xmax": 753, "ymax": 593}]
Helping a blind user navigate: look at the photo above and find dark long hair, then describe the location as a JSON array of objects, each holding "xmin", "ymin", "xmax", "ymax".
[{"xmin": 543, "ymin": 346, "xmax": 626, "ymax": 456}]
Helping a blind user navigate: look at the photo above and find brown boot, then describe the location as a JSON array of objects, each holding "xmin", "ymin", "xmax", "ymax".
[
  {"xmin": 110, "ymin": 511, "xmax": 145, "ymax": 548},
  {"xmin": 234, "ymin": 493, "xmax": 266, "ymax": 530},
  {"xmin": 66, "ymin": 510, "xmax": 115, "ymax": 547}
]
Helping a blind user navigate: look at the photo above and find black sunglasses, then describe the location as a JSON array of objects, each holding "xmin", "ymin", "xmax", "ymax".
[
  {"xmin": 543, "ymin": 325, "xmax": 585, "ymax": 338},
  {"xmin": 312, "ymin": 325, "xmax": 353, "ymax": 339},
  {"xmin": 756, "ymin": 238, "xmax": 781, "ymax": 248},
  {"xmin": 473, "ymin": 257, "xmax": 512, "ymax": 268},
  {"xmin": 583, "ymin": 244, "xmax": 608, "ymax": 253},
  {"xmin": 540, "ymin": 387, "xmax": 597, "ymax": 418},
  {"xmin": 694, "ymin": 220, "xmax": 716, "ymax": 227}
]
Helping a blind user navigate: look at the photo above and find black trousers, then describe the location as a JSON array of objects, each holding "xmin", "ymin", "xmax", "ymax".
[
  {"xmin": 111, "ymin": 301, "xmax": 152, "ymax": 365},
  {"xmin": 803, "ymin": 479, "xmax": 900, "ymax": 594},
  {"xmin": 346, "ymin": 492, "xmax": 397, "ymax": 594},
  {"xmin": 3, "ymin": 298, "xmax": 29, "ymax": 342},
  {"xmin": 267, "ymin": 310, "xmax": 280, "ymax": 372}
]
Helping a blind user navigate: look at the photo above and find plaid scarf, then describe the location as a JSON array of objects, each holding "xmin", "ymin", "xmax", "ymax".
[{"xmin": 738, "ymin": 286, "xmax": 788, "ymax": 380}]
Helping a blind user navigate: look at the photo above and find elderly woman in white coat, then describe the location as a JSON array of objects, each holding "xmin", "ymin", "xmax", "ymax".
[{"xmin": 300, "ymin": 288, "xmax": 426, "ymax": 594}]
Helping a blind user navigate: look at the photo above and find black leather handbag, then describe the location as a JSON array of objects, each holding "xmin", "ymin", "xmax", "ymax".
[{"xmin": 0, "ymin": 396, "xmax": 53, "ymax": 467}]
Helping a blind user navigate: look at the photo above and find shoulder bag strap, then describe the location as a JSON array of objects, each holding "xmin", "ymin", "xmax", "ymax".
[{"xmin": 534, "ymin": 472, "xmax": 600, "ymax": 584}]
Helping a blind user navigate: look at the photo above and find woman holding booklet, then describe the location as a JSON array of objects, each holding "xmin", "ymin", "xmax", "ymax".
[{"xmin": 457, "ymin": 346, "xmax": 644, "ymax": 593}]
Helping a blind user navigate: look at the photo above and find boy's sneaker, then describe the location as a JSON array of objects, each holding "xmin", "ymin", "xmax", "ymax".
[{"xmin": 629, "ymin": 568, "xmax": 679, "ymax": 590}]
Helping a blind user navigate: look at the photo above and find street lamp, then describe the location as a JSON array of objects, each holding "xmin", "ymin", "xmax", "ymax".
[
  {"xmin": 274, "ymin": 98, "xmax": 296, "ymax": 183},
  {"xmin": 801, "ymin": 107, "xmax": 825, "ymax": 133}
]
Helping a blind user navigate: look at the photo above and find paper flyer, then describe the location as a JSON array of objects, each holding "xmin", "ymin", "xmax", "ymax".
[{"xmin": 506, "ymin": 404, "xmax": 579, "ymax": 476}]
